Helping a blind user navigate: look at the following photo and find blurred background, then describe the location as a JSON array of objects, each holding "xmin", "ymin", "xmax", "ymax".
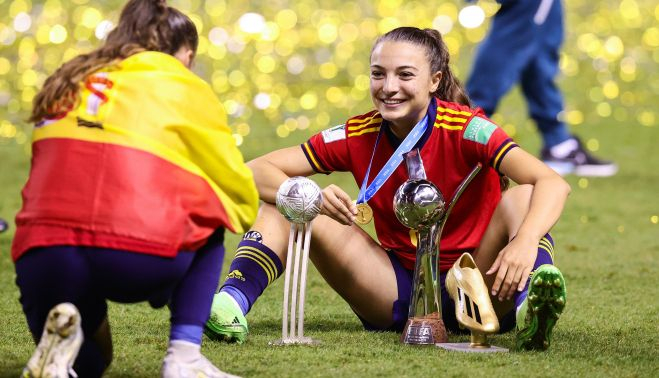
[{"xmin": 0, "ymin": 0, "xmax": 656, "ymax": 159}]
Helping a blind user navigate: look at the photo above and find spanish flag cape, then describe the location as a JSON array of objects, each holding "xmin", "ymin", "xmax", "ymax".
[{"xmin": 12, "ymin": 51, "xmax": 258, "ymax": 261}]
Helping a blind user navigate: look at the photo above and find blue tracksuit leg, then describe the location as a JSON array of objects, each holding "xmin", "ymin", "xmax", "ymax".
[
  {"xmin": 519, "ymin": 0, "xmax": 571, "ymax": 148},
  {"xmin": 466, "ymin": 0, "xmax": 571, "ymax": 149}
]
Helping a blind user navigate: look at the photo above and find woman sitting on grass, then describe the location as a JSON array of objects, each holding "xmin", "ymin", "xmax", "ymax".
[{"xmin": 205, "ymin": 26, "xmax": 569, "ymax": 351}]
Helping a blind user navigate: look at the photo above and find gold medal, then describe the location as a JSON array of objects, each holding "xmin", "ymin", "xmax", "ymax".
[{"xmin": 355, "ymin": 202, "xmax": 373, "ymax": 225}]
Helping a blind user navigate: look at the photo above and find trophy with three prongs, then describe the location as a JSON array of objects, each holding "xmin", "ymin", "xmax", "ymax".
[{"xmin": 393, "ymin": 149, "xmax": 481, "ymax": 345}]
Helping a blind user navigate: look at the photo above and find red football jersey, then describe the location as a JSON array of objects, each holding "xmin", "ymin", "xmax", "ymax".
[{"xmin": 301, "ymin": 98, "xmax": 517, "ymax": 272}]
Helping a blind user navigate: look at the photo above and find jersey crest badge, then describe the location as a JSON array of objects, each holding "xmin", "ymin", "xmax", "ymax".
[
  {"xmin": 321, "ymin": 124, "xmax": 346, "ymax": 143},
  {"xmin": 464, "ymin": 117, "xmax": 497, "ymax": 145}
]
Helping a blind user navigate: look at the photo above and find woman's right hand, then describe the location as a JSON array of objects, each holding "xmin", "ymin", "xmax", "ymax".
[{"xmin": 320, "ymin": 184, "xmax": 358, "ymax": 225}]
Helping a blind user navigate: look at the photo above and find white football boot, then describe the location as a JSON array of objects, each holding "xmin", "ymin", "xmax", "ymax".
[
  {"xmin": 161, "ymin": 341, "xmax": 240, "ymax": 378},
  {"xmin": 22, "ymin": 303, "xmax": 83, "ymax": 378}
]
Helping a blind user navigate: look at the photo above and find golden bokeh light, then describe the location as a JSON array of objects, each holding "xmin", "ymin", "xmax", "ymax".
[{"xmin": 0, "ymin": 0, "xmax": 655, "ymax": 151}]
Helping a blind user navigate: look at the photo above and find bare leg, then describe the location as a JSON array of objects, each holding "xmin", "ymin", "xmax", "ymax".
[
  {"xmin": 253, "ymin": 203, "xmax": 399, "ymax": 328},
  {"xmin": 472, "ymin": 185, "xmax": 533, "ymax": 316}
]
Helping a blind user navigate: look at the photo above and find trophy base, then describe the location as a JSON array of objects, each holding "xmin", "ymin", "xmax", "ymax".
[
  {"xmin": 269, "ymin": 337, "xmax": 320, "ymax": 346},
  {"xmin": 400, "ymin": 314, "xmax": 448, "ymax": 345},
  {"xmin": 436, "ymin": 343, "xmax": 509, "ymax": 353}
]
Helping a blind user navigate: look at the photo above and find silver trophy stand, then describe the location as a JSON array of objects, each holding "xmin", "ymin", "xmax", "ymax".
[
  {"xmin": 437, "ymin": 341, "xmax": 508, "ymax": 353},
  {"xmin": 269, "ymin": 177, "xmax": 322, "ymax": 346}
]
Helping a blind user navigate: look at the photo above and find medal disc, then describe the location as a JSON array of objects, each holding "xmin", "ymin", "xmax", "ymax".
[{"xmin": 355, "ymin": 202, "xmax": 373, "ymax": 225}]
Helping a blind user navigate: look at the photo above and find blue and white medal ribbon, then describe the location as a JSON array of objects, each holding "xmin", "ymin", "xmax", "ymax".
[{"xmin": 354, "ymin": 114, "xmax": 429, "ymax": 225}]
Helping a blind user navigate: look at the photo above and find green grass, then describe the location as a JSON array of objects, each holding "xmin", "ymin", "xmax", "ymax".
[
  {"xmin": 1, "ymin": 117, "xmax": 658, "ymax": 377},
  {"xmin": 1, "ymin": 0, "xmax": 658, "ymax": 370}
]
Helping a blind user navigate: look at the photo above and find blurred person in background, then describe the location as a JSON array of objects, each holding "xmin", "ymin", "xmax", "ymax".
[
  {"xmin": 466, "ymin": 0, "xmax": 617, "ymax": 177},
  {"xmin": 12, "ymin": 0, "xmax": 257, "ymax": 376},
  {"xmin": 205, "ymin": 26, "xmax": 569, "ymax": 352}
]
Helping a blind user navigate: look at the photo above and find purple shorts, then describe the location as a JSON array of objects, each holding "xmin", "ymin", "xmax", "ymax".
[
  {"xmin": 14, "ymin": 229, "xmax": 225, "ymax": 377},
  {"xmin": 358, "ymin": 250, "xmax": 515, "ymax": 333}
]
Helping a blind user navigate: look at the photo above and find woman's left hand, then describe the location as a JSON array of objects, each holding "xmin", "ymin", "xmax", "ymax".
[{"xmin": 486, "ymin": 234, "xmax": 538, "ymax": 301}]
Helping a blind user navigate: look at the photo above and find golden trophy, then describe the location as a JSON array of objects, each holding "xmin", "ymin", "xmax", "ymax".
[{"xmin": 393, "ymin": 149, "xmax": 481, "ymax": 345}]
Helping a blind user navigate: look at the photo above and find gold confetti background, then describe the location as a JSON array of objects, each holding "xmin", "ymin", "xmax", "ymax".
[{"xmin": 0, "ymin": 0, "xmax": 656, "ymax": 156}]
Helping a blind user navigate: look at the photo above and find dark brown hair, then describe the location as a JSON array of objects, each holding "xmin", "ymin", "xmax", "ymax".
[
  {"xmin": 30, "ymin": 0, "xmax": 198, "ymax": 122},
  {"xmin": 372, "ymin": 27, "xmax": 472, "ymax": 107}
]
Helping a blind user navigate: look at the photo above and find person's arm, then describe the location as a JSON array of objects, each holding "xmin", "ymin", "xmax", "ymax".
[
  {"xmin": 487, "ymin": 147, "xmax": 571, "ymax": 300},
  {"xmin": 248, "ymin": 146, "xmax": 357, "ymax": 225}
]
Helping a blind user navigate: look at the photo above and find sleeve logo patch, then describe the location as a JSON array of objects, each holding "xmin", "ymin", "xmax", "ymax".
[
  {"xmin": 464, "ymin": 117, "xmax": 498, "ymax": 145},
  {"xmin": 321, "ymin": 124, "xmax": 346, "ymax": 143}
]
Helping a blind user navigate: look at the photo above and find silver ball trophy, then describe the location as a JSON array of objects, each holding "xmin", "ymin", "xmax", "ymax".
[
  {"xmin": 275, "ymin": 177, "xmax": 323, "ymax": 224},
  {"xmin": 393, "ymin": 149, "xmax": 481, "ymax": 345},
  {"xmin": 271, "ymin": 176, "xmax": 323, "ymax": 345}
]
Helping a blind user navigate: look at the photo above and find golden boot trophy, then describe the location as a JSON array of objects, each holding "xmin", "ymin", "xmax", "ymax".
[{"xmin": 439, "ymin": 252, "xmax": 509, "ymax": 352}]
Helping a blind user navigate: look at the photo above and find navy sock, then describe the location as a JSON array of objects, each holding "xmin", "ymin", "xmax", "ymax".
[
  {"xmin": 514, "ymin": 234, "xmax": 555, "ymax": 310},
  {"xmin": 222, "ymin": 286, "xmax": 250, "ymax": 315},
  {"xmin": 219, "ymin": 239, "xmax": 283, "ymax": 315}
]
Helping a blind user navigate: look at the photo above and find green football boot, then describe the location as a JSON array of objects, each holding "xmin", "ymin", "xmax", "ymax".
[
  {"xmin": 204, "ymin": 292, "xmax": 249, "ymax": 344},
  {"xmin": 515, "ymin": 264, "xmax": 567, "ymax": 351}
]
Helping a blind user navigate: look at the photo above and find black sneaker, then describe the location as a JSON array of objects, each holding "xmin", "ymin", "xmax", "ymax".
[{"xmin": 541, "ymin": 137, "xmax": 618, "ymax": 177}]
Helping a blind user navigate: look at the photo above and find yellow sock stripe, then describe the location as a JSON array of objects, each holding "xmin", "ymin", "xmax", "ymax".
[
  {"xmin": 235, "ymin": 247, "xmax": 277, "ymax": 284},
  {"xmin": 539, "ymin": 237, "xmax": 553, "ymax": 250},
  {"xmin": 235, "ymin": 252, "xmax": 275, "ymax": 284},
  {"xmin": 539, "ymin": 237, "xmax": 554, "ymax": 255},
  {"xmin": 538, "ymin": 244, "xmax": 553, "ymax": 261},
  {"xmin": 242, "ymin": 246, "xmax": 279, "ymax": 279},
  {"xmin": 437, "ymin": 106, "xmax": 472, "ymax": 117},
  {"xmin": 539, "ymin": 238, "xmax": 555, "ymax": 260},
  {"xmin": 346, "ymin": 117, "xmax": 382, "ymax": 131},
  {"xmin": 434, "ymin": 122, "xmax": 464, "ymax": 130},
  {"xmin": 492, "ymin": 140, "xmax": 516, "ymax": 169},
  {"xmin": 540, "ymin": 238, "xmax": 554, "ymax": 261},
  {"xmin": 234, "ymin": 253, "xmax": 273, "ymax": 283},
  {"xmin": 236, "ymin": 246, "xmax": 277, "ymax": 280},
  {"xmin": 348, "ymin": 126, "xmax": 380, "ymax": 137},
  {"xmin": 302, "ymin": 142, "xmax": 328, "ymax": 173}
]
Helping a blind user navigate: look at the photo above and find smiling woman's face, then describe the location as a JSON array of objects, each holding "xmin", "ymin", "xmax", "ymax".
[{"xmin": 370, "ymin": 40, "xmax": 441, "ymax": 132}]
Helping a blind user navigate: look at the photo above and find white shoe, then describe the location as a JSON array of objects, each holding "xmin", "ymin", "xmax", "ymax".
[
  {"xmin": 162, "ymin": 353, "xmax": 240, "ymax": 378},
  {"xmin": 22, "ymin": 303, "xmax": 83, "ymax": 378}
]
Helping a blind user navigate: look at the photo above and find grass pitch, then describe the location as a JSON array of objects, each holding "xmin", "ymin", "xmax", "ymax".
[
  {"xmin": 1, "ymin": 119, "xmax": 658, "ymax": 377},
  {"xmin": 1, "ymin": 0, "xmax": 658, "ymax": 371}
]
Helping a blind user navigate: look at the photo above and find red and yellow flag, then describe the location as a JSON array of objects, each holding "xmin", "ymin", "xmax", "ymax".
[{"xmin": 13, "ymin": 51, "xmax": 258, "ymax": 260}]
